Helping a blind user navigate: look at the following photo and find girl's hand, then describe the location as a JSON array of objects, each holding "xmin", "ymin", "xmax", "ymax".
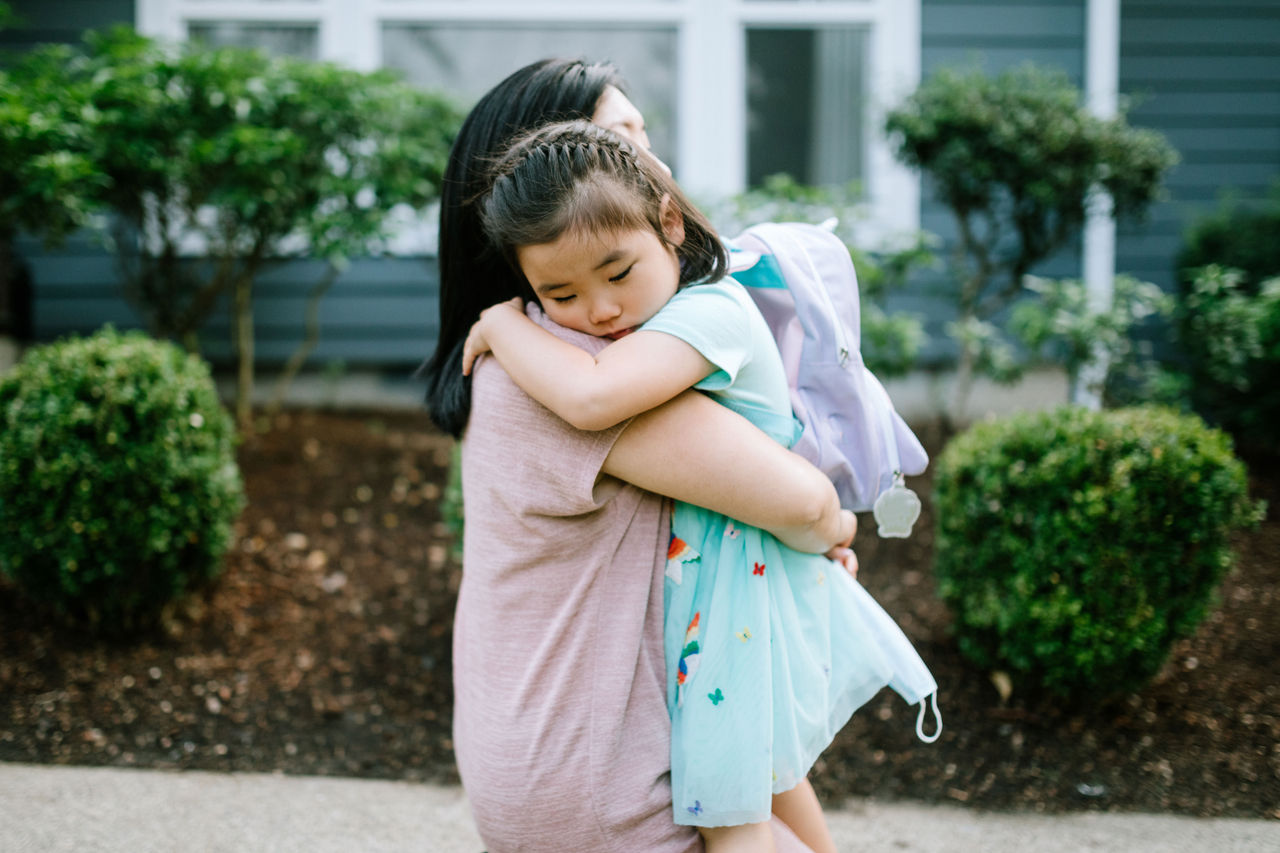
[
  {"xmin": 462, "ymin": 298, "xmax": 524, "ymax": 375},
  {"xmin": 826, "ymin": 545, "xmax": 858, "ymax": 580}
]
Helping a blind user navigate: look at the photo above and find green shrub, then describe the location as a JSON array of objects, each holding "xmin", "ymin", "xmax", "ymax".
[
  {"xmin": 0, "ymin": 327, "xmax": 245, "ymax": 633},
  {"xmin": 1172, "ymin": 261, "xmax": 1280, "ymax": 449},
  {"xmin": 441, "ymin": 442, "xmax": 463, "ymax": 562},
  {"xmin": 1177, "ymin": 192, "xmax": 1280, "ymax": 296},
  {"xmin": 934, "ymin": 406, "xmax": 1262, "ymax": 698}
]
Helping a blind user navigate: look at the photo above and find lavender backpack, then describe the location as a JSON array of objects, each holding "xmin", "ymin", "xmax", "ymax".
[{"xmin": 727, "ymin": 221, "xmax": 928, "ymax": 515}]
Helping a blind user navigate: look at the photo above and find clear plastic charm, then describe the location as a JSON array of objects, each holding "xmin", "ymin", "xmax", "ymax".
[{"xmin": 872, "ymin": 473, "xmax": 921, "ymax": 538}]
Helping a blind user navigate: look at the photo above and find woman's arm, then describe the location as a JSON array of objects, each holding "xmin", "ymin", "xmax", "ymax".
[
  {"xmin": 602, "ymin": 389, "xmax": 855, "ymax": 554},
  {"xmin": 462, "ymin": 299, "xmax": 714, "ymax": 431}
]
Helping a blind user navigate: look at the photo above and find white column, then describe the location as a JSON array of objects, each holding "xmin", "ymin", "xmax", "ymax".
[
  {"xmin": 322, "ymin": 0, "xmax": 380, "ymax": 70},
  {"xmin": 867, "ymin": 0, "xmax": 922, "ymax": 241},
  {"xmin": 677, "ymin": 0, "xmax": 744, "ymax": 197},
  {"xmin": 135, "ymin": 0, "xmax": 183, "ymax": 40},
  {"xmin": 1076, "ymin": 0, "xmax": 1120, "ymax": 408}
]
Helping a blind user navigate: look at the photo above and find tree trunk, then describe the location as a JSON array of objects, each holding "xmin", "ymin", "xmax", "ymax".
[
  {"xmin": 267, "ymin": 263, "xmax": 339, "ymax": 415},
  {"xmin": 950, "ymin": 335, "xmax": 976, "ymax": 430},
  {"xmin": 233, "ymin": 274, "xmax": 254, "ymax": 430}
]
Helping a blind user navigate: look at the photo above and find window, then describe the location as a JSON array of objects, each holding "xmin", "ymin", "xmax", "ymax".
[
  {"xmin": 746, "ymin": 26, "xmax": 866, "ymax": 188},
  {"xmin": 382, "ymin": 23, "xmax": 678, "ymax": 171},
  {"xmin": 187, "ymin": 22, "xmax": 319, "ymax": 59},
  {"xmin": 138, "ymin": 1, "xmax": 921, "ymax": 242}
]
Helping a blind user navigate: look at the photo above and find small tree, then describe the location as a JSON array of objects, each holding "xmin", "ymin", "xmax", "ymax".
[
  {"xmin": 0, "ymin": 25, "xmax": 102, "ymax": 340},
  {"xmin": 885, "ymin": 65, "xmax": 1177, "ymax": 421},
  {"xmin": 78, "ymin": 27, "xmax": 462, "ymax": 427}
]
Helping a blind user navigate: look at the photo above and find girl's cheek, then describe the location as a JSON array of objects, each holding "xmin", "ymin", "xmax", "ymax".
[{"xmin": 540, "ymin": 301, "xmax": 590, "ymax": 335}]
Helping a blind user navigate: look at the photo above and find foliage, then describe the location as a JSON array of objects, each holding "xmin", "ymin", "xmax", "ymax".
[
  {"xmin": 1172, "ymin": 266, "xmax": 1280, "ymax": 447},
  {"xmin": 442, "ymin": 443, "xmax": 464, "ymax": 562},
  {"xmin": 1176, "ymin": 189, "xmax": 1280, "ymax": 296},
  {"xmin": 703, "ymin": 174, "xmax": 934, "ymax": 376},
  {"xmin": 1008, "ymin": 274, "xmax": 1174, "ymax": 403},
  {"xmin": 885, "ymin": 64, "xmax": 1177, "ymax": 418},
  {"xmin": 0, "ymin": 33, "xmax": 103, "ymax": 335},
  {"xmin": 70, "ymin": 26, "xmax": 463, "ymax": 426},
  {"xmin": 933, "ymin": 406, "xmax": 1262, "ymax": 699},
  {"xmin": 0, "ymin": 44, "xmax": 100, "ymax": 243},
  {"xmin": 0, "ymin": 327, "xmax": 245, "ymax": 635}
]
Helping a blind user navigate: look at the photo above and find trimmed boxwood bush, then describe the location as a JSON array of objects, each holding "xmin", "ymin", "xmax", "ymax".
[
  {"xmin": 0, "ymin": 327, "xmax": 245, "ymax": 633},
  {"xmin": 934, "ymin": 406, "xmax": 1262, "ymax": 698}
]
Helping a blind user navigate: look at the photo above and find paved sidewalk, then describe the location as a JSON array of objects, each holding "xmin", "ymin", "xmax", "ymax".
[{"xmin": 2, "ymin": 763, "xmax": 1277, "ymax": 853}]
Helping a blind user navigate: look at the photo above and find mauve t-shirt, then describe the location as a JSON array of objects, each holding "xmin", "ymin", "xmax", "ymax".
[{"xmin": 452, "ymin": 310, "xmax": 811, "ymax": 853}]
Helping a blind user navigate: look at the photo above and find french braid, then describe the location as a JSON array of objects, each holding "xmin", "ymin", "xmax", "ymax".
[{"xmin": 480, "ymin": 119, "xmax": 727, "ymax": 285}]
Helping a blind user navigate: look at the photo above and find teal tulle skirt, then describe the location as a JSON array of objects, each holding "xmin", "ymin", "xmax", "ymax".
[{"xmin": 663, "ymin": 500, "xmax": 937, "ymax": 828}]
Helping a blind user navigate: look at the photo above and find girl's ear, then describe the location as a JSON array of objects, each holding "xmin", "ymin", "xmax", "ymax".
[{"xmin": 658, "ymin": 194, "xmax": 686, "ymax": 248}]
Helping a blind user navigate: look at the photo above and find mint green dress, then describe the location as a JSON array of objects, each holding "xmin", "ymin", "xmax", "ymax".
[{"xmin": 644, "ymin": 279, "xmax": 933, "ymax": 828}]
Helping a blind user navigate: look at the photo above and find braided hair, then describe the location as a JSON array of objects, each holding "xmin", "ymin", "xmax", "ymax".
[{"xmin": 480, "ymin": 120, "xmax": 728, "ymax": 287}]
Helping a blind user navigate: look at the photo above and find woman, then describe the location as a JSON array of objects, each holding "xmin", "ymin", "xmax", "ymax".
[{"xmin": 422, "ymin": 59, "xmax": 843, "ymax": 852}]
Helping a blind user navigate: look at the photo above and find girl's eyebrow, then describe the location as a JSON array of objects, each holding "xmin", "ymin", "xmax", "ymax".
[{"xmin": 594, "ymin": 250, "xmax": 625, "ymax": 270}]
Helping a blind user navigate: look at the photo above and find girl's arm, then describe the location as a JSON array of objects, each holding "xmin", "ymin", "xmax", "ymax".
[
  {"xmin": 602, "ymin": 389, "xmax": 856, "ymax": 555},
  {"xmin": 461, "ymin": 299, "xmax": 713, "ymax": 432}
]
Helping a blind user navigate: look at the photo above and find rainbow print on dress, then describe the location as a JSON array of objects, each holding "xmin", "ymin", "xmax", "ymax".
[
  {"xmin": 666, "ymin": 534, "xmax": 699, "ymax": 585},
  {"xmin": 675, "ymin": 612, "xmax": 701, "ymax": 708}
]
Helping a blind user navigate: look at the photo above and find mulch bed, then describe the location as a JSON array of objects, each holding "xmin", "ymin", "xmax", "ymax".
[{"xmin": 1, "ymin": 409, "xmax": 1277, "ymax": 818}]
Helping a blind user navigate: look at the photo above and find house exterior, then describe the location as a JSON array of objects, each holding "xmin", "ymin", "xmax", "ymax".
[{"xmin": 5, "ymin": 0, "xmax": 1278, "ymax": 372}]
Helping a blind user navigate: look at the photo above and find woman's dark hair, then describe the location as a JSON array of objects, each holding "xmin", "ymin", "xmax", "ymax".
[
  {"xmin": 480, "ymin": 120, "xmax": 728, "ymax": 288},
  {"xmin": 420, "ymin": 59, "xmax": 626, "ymax": 437}
]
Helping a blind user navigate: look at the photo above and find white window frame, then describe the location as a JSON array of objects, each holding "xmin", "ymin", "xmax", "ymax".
[{"xmin": 137, "ymin": 0, "xmax": 921, "ymax": 242}]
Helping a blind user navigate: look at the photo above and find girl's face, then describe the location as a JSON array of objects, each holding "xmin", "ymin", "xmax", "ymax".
[{"xmin": 518, "ymin": 202, "xmax": 686, "ymax": 340}]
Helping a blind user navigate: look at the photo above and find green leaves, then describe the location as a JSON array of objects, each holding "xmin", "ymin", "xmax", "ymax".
[
  {"xmin": 1008, "ymin": 273, "xmax": 1174, "ymax": 399},
  {"xmin": 0, "ymin": 42, "xmax": 102, "ymax": 243},
  {"xmin": 934, "ymin": 406, "xmax": 1263, "ymax": 699},
  {"xmin": 0, "ymin": 328, "xmax": 246, "ymax": 635}
]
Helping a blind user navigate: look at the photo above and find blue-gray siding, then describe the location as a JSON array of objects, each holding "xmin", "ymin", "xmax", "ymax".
[
  {"xmin": 0, "ymin": 0, "xmax": 132, "ymax": 51},
  {"xmin": 1117, "ymin": 0, "xmax": 1280, "ymax": 292},
  {"xmin": 23, "ymin": 232, "xmax": 439, "ymax": 369}
]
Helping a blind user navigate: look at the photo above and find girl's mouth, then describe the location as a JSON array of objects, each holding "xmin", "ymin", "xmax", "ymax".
[{"xmin": 604, "ymin": 327, "xmax": 634, "ymax": 340}]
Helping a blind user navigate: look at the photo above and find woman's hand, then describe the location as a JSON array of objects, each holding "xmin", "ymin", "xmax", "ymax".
[{"xmin": 462, "ymin": 297, "xmax": 524, "ymax": 375}]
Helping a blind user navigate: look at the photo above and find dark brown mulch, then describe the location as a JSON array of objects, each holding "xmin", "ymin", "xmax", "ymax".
[{"xmin": 1, "ymin": 410, "xmax": 1277, "ymax": 819}]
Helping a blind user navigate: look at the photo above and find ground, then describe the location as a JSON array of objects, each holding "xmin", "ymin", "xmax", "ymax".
[{"xmin": 1, "ymin": 409, "xmax": 1277, "ymax": 818}]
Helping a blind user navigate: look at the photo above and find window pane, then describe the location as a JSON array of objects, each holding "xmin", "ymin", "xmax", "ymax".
[
  {"xmin": 746, "ymin": 26, "xmax": 867, "ymax": 189},
  {"xmin": 382, "ymin": 24, "xmax": 678, "ymax": 171},
  {"xmin": 187, "ymin": 22, "xmax": 319, "ymax": 60}
]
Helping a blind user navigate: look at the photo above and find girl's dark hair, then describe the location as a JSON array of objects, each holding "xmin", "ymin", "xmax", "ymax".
[
  {"xmin": 420, "ymin": 59, "xmax": 626, "ymax": 437},
  {"xmin": 480, "ymin": 120, "xmax": 728, "ymax": 288}
]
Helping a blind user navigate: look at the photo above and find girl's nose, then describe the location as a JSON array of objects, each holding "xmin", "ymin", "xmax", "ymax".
[{"xmin": 589, "ymin": 299, "xmax": 622, "ymax": 326}]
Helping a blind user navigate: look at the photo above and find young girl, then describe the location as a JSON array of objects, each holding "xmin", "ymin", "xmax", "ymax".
[{"xmin": 462, "ymin": 120, "xmax": 937, "ymax": 853}]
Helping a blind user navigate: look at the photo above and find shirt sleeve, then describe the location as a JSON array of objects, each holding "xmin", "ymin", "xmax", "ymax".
[
  {"xmin": 638, "ymin": 280, "xmax": 754, "ymax": 392},
  {"xmin": 463, "ymin": 303, "xmax": 627, "ymax": 519}
]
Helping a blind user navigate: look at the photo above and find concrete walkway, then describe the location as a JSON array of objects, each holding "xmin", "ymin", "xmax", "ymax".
[{"xmin": 2, "ymin": 763, "xmax": 1277, "ymax": 853}]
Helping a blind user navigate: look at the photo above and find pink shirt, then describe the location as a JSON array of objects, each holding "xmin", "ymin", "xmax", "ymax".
[{"xmin": 452, "ymin": 314, "xmax": 811, "ymax": 852}]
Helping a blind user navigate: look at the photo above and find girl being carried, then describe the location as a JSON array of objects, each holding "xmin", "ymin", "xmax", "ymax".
[{"xmin": 462, "ymin": 120, "xmax": 937, "ymax": 853}]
